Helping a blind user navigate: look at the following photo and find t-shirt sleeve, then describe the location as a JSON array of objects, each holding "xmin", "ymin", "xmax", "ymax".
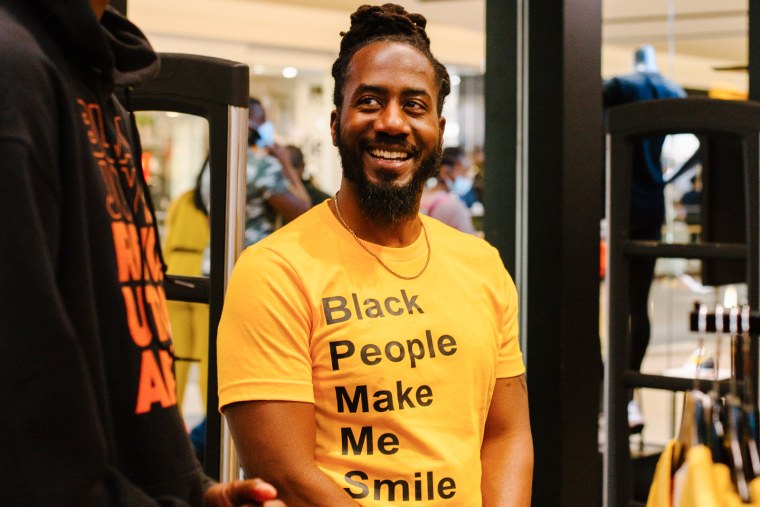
[
  {"xmin": 217, "ymin": 244, "xmax": 314, "ymax": 411},
  {"xmin": 494, "ymin": 252, "xmax": 526, "ymax": 378}
]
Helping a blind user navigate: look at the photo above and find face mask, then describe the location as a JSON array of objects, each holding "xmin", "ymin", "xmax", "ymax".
[
  {"xmin": 450, "ymin": 175, "xmax": 473, "ymax": 197},
  {"xmin": 256, "ymin": 121, "xmax": 275, "ymax": 148}
]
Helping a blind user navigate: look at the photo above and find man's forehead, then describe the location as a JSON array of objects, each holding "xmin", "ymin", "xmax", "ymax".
[
  {"xmin": 350, "ymin": 41, "xmax": 433, "ymax": 71},
  {"xmin": 344, "ymin": 42, "xmax": 437, "ymax": 93}
]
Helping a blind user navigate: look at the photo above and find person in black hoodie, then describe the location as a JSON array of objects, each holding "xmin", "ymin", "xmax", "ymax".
[{"xmin": 0, "ymin": 0, "xmax": 283, "ymax": 505}]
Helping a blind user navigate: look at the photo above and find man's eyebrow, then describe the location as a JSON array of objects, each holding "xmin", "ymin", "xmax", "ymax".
[
  {"xmin": 352, "ymin": 84, "xmax": 433, "ymax": 100},
  {"xmin": 401, "ymin": 88, "xmax": 433, "ymax": 100},
  {"xmin": 353, "ymin": 84, "xmax": 387, "ymax": 96}
]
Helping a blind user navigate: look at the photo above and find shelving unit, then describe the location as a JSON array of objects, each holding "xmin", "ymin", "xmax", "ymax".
[{"xmin": 603, "ymin": 98, "xmax": 760, "ymax": 506}]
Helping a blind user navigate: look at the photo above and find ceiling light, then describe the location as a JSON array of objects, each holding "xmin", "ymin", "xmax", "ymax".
[{"xmin": 282, "ymin": 66, "xmax": 298, "ymax": 79}]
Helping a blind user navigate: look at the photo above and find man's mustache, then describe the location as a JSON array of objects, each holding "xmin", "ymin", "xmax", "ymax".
[{"xmin": 362, "ymin": 134, "xmax": 419, "ymax": 156}]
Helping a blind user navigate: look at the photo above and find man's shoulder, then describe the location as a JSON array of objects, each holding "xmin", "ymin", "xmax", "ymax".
[
  {"xmin": 237, "ymin": 204, "xmax": 332, "ymax": 274},
  {"xmin": 0, "ymin": 17, "xmax": 54, "ymax": 83},
  {"xmin": 254, "ymin": 203, "xmax": 327, "ymax": 245},
  {"xmin": 0, "ymin": 19, "xmax": 63, "ymax": 141}
]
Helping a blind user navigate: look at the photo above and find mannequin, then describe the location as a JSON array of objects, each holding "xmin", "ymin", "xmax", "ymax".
[
  {"xmin": 603, "ymin": 45, "xmax": 687, "ymax": 433},
  {"xmin": 633, "ymin": 44, "xmax": 659, "ymax": 73}
]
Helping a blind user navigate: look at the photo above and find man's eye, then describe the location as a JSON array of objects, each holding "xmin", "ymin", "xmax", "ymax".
[
  {"xmin": 405, "ymin": 100, "xmax": 426, "ymax": 111},
  {"xmin": 358, "ymin": 97, "xmax": 380, "ymax": 106}
]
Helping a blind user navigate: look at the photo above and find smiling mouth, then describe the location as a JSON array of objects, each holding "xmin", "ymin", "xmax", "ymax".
[{"xmin": 368, "ymin": 148, "xmax": 413, "ymax": 161}]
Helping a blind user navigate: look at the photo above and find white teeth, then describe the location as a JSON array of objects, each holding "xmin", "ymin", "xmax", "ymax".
[{"xmin": 370, "ymin": 149, "xmax": 409, "ymax": 160}]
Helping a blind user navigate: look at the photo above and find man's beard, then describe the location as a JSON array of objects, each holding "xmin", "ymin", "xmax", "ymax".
[{"xmin": 337, "ymin": 130, "xmax": 442, "ymax": 227}]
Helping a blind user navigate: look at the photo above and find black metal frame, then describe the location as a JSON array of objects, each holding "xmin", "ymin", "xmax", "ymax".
[
  {"xmin": 485, "ymin": 1, "xmax": 604, "ymax": 505},
  {"xmin": 124, "ymin": 53, "xmax": 249, "ymax": 480},
  {"xmin": 604, "ymin": 97, "xmax": 760, "ymax": 506}
]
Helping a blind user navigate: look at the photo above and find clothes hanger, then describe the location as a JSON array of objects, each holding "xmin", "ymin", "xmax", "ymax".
[
  {"xmin": 709, "ymin": 305, "xmax": 727, "ymax": 463},
  {"xmin": 676, "ymin": 386, "xmax": 698, "ymax": 470},
  {"xmin": 725, "ymin": 307, "xmax": 750, "ymax": 501},
  {"xmin": 693, "ymin": 307, "xmax": 711, "ymax": 446},
  {"xmin": 740, "ymin": 305, "xmax": 760, "ymax": 479},
  {"xmin": 676, "ymin": 309, "xmax": 710, "ymax": 468}
]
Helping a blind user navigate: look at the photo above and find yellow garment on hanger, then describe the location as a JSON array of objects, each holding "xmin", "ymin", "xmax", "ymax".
[
  {"xmin": 677, "ymin": 445, "xmax": 742, "ymax": 507},
  {"xmin": 647, "ymin": 442, "xmax": 758, "ymax": 506},
  {"xmin": 751, "ymin": 477, "xmax": 760, "ymax": 505},
  {"xmin": 647, "ymin": 440, "xmax": 682, "ymax": 506}
]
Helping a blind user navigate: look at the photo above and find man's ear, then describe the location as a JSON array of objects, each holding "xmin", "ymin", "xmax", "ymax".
[
  {"xmin": 330, "ymin": 110, "xmax": 339, "ymax": 147},
  {"xmin": 439, "ymin": 116, "xmax": 446, "ymax": 137}
]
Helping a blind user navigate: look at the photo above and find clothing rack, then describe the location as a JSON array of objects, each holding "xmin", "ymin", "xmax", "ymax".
[
  {"xmin": 645, "ymin": 303, "xmax": 760, "ymax": 505},
  {"xmin": 689, "ymin": 304, "xmax": 760, "ymax": 334},
  {"xmin": 122, "ymin": 53, "xmax": 249, "ymax": 481},
  {"xmin": 603, "ymin": 98, "xmax": 760, "ymax": 507}
]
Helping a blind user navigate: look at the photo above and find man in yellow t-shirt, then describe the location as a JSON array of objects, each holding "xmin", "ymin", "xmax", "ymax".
[{"xmin": 217, "ymin": 4, "xmax": 533, "ymax": 506}]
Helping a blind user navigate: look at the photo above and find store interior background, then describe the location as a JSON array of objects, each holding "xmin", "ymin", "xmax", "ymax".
[
  {"xmin": 129, "ymin": 0, "xmax": 747, "ymax": 201},
  {"xmin": 123, "ymin": 0, "xmax": 751, "ymax": 502}
]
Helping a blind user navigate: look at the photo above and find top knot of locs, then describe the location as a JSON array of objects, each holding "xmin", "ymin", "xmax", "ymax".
[{"xmin": 339, "ymin": 4, "xmax": 430, "ymax": 53}]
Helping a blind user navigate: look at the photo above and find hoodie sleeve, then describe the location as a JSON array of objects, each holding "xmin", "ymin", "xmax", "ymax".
[{"xmin": 0, "ymin": 12, "xmax": 203, "ymax": 507}]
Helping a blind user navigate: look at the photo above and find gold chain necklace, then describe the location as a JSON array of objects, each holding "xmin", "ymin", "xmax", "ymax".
[{"xmin": 332, "ymin": 193, "xmax": 431, "ymax": 280}]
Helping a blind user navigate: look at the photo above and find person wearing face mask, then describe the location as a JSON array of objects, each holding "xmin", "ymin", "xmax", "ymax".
[
  {"xmin": 419, "ymin": 146, "xmax": 477, "ymax": 234},
  {"xmin": 200, "ymin": 98, "xmax": 311, "ymax": 249},
  {"xmin": 242, "ymin": 98, "xmax": 312, "ymax": 246}
]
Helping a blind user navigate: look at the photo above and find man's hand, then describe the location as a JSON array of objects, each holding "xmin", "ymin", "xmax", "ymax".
[{"xmin": 203, "ymin": 478, "xmax": 286, "ymax": 506}]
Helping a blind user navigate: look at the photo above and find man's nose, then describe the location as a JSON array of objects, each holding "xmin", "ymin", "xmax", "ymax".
[{"xmin": 375, "ymin": 102, "xmax": 410, "ymax": 136}]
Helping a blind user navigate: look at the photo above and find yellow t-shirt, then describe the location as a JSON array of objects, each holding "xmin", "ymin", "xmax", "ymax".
[
  {"xmin": 676, "ymin": 445, "xmax": 737, "ymax": 507},
  {"xmin": 646, "ymin": 439, "xmax": 680, "ymax": 507},
  {"xmin": 218, "ymin": 201, "xmax": 525, "ymax": 506}
]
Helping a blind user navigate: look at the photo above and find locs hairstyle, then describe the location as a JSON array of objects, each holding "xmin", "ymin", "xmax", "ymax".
[{"xmin": 331, "ymin": 3, "xmax": 451, "ymax": 115}]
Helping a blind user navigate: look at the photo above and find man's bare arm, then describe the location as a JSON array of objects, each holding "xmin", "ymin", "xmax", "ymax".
[
  {"xmin": 224, "ymin": 400, "xmax": 360, "ymax": 507},
  {"xmin": 481, "ymin": 375, "xmax": 533, "ymax": 507}
]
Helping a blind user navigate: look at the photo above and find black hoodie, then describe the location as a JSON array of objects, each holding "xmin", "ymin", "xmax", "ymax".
[{"xmin": 0, "ymin": 0, "xmax": 206, "ymax": 504}]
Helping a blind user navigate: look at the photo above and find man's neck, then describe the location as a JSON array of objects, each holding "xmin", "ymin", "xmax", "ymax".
[{"xmin": 332, "ymin": 185, "xmax": 422, "ymax": 247}]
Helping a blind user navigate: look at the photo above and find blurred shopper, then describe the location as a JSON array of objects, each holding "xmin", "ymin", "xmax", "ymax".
[
  {"xmin": 243, "ymin": 99, "xmax": 311, "ymax": 245},
  {"xmin": 163, "ymin": 164, "xmax": 211, "ymax": 413},
  {"xmin": 420, "ymin": 146, "xmax": 477, "ymax": 234}
]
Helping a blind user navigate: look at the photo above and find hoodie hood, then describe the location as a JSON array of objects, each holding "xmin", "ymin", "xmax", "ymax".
[
  {"xmin": 101, "ymin": 6, "xmax": 160, "ymax": 87},
  {"xmin": 26, "ymin": 0, "xmax": 159, "ymax": 88}
]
